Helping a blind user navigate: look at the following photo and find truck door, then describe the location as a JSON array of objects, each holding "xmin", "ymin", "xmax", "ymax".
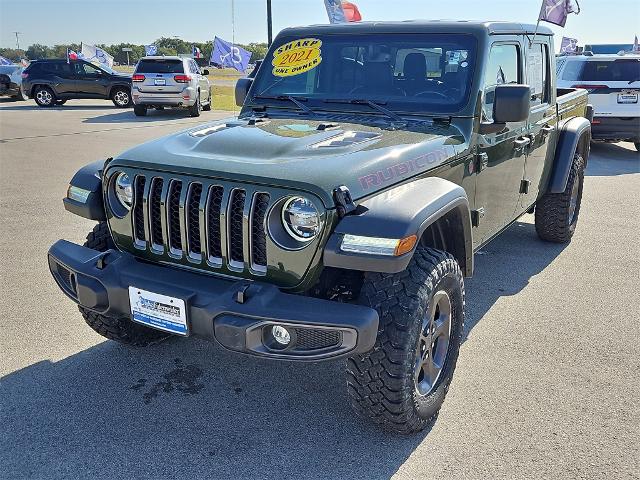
[
  {"xmin": 518, "ymin": 40, "xmax": 556, "ymax": 214},
  {"xmin": 74, "ymin": 61, "xmax": 109, "ymax": 98},
  {"xmin": 474, "ymin": 41, "xmax": 528, "ymax": 244}
]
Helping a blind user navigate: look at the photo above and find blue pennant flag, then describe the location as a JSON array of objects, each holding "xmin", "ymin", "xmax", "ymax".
[
  {"xmin": 210, "ymin": 37, "xmax": 251, "ymax": 73},
  {"xmin": 145, "ymin": 44, "xmax": 158, "ymax": 56}
]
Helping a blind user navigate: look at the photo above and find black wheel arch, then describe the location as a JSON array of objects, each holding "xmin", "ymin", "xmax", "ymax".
[
  {"xmin": 547, "ymin": 116, "xmax": 591, "ymax": 194},
  {"xmin": 323, "ymin": 177, "xmax": 474, "ymax": 277}
]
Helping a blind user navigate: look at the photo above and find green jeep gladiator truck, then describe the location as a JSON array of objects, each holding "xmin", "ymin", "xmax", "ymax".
[{"xmin": 49, "ymin": 21, "xmax": 591, "ymax": 433}]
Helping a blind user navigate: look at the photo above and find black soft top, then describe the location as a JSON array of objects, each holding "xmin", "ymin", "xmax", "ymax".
[{"xmin": 280, "ymin": 20, "xmax": 553, "ymax": 37}]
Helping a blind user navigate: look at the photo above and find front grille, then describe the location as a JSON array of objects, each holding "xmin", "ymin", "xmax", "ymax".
[
  {"xmin": 295, "ymin": 328, "xmax": 341, "ymax": 351},
  {"xmin": 131, "ymin": 176, "xmax": 272, "ymax": 275}
]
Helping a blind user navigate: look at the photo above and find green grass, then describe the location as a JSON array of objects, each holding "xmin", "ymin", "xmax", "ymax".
[{"xmin": 212, "ymin": 85, "xmax": 238, "ymax": 111}]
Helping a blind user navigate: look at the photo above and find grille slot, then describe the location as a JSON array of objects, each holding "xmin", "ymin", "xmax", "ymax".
[
  {"xmin": 133, "ymin": 178, "xmax": 273, "ymax": 275},
  {"xmin": 167, "ymin": 180, "xmax": 183, "ymax": 256},
  {"xmin": 186, "ymin": 183, "xmax": 203, "ymax": 259},
  {"xmin": 295, "ymin": 328, "xmax": 341, "ymax": 351},
  {"xmin": 149, "ymin": 178, "xmax": 164, "ymax": 249},
  {"xmin": 228, "ymin": 189, "xmax": 246, "ymax": 267},
  {"xmin": 251, "ymin": 193, "xmax": 270, "ymax": 271},
  {"xmin": 133, "ymin": 175, "xmax": 146, "ymax": 245}
]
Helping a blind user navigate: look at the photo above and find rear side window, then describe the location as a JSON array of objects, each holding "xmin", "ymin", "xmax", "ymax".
[
  {"xmin": 136, "ymin": 60, "xmax": 184, "ymax": 74},
  {"xmin": 528, "ymin": 43, "xmax": 551, "ymax": 106},
  {"xmin": 562, "ymin": 59, "xmax": 640, "ymax": 82}
]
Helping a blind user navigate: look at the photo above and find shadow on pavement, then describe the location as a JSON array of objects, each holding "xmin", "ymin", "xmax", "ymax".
[
  {"xmin": 0, "ymin": 102, "xmax": 119, "ymax": 112},
  {"xmin": 0, "ymin": 220, "xmax": 563, "ymax": 479},
  {"xmin": 586, "ymin": 143, "xmax": 639, "ymax": 177},
  {"xmin": 84, "ymin": 108, "xmax": 204, "ymax": 124}
]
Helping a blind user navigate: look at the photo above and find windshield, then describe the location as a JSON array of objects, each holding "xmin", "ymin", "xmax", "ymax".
[
  {"xmin": 563, "ymin": 59, "xmax": 640, "ymax": 81},
  {"xmin": 249, "ymin": 33, "xmax": 477, "ymax": 115},
  {"xmin": 136, "ymin": 59, "xmax": 184, "ymax": 74}
]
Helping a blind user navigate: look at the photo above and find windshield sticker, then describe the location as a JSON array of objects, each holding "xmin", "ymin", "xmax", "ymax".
[{"xmin": 272, "ymin": 38, "xmax": 322, "ymax": 77}]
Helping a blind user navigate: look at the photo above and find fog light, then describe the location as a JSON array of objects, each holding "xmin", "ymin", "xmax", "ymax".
[{"xmin": 271, "ymin": 325, "xmax": 291, "ymax": 346}]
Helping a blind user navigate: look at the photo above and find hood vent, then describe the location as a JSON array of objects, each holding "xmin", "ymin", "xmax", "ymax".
[
  {"xmin": 189, "ymin": 123, "xmax": 238, "ymax": 138},
  {"xmin": 312, "ymin": 131, "xmax": 381, "ymax": 148}
]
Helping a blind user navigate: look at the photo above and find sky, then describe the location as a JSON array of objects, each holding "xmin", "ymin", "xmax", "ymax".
[{"xmin": 1, "ymin": 0, "xmax": 639, "ymax": 51}]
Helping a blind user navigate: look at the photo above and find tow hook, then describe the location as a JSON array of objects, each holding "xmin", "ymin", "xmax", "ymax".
[{"xmin": 333, "ymin": 186, "xmax": 357, "ymax": 218}]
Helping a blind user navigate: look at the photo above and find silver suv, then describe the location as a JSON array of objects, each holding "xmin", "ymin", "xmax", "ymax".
[{"xmin": 132, "ymin": 56, "xmax": 212, "ymax": 117}]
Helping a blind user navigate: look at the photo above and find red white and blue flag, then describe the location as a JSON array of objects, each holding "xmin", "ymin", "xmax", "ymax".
[
  {"xmin": 192, "ymin": 46, "xmax": 202, "ymax": 59},
  {"xmin": 324, "ymin": 0, "xmax": 362, "ymax": 24}
]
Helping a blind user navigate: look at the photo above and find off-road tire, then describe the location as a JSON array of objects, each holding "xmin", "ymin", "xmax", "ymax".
[
  {"xmin": 133, "ymin": 105, "xmax": 147, "ymax": 117},
  {"xmin": 188, "ymin": 92, "xmax": 201, "ymax": 117},
  {"xmin": 347, "ymin": 247, "xmax": 465, "ymax": 433},
  {"xmin": 111, "ymin": 87, "xmax": 132, "ymax": 108},
  {"xmin": 34, "ymin": 85, "xmax": 55, "ymax": 107},
  {"xmin": 78, "ymin": 222, "xmax": 169, "ymax": 347},
  {"xmin": 202, "ymin": 88, "xmax": 212, "ymax": 111},
  {"xmin": 535, "ymin": 153, "xmax": 585, "ymax": 243}
]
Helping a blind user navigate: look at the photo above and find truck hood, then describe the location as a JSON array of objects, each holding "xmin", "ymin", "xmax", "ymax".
[{"xmin": 113, "ymin": 117, "xmax": 465, "ymax": 207}]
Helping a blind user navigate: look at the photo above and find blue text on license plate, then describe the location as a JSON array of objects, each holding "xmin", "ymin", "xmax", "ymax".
[
  {"xmin": 154, "ymin": 79, "xmax": 166, "ymax": 86},
  {"xmin": 128, "ymin": 287, "xmax": 187, "ymax": 335}
]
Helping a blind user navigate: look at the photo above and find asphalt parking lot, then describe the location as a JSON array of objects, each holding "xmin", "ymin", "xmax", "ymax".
[{"xmin": 1, "ymin": 99, "xmax": 638, "ymax": 479}]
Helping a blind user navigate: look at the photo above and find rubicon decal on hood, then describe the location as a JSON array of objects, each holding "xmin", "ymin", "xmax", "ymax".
[{"xmin": 272, "ymin": 38, "xmax": 322, "ymax": 77}]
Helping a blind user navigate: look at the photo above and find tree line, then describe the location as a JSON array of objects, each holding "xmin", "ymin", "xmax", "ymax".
[{"xmin": 0, "ymin": 37, "xmax": 268, "ymax": 65}]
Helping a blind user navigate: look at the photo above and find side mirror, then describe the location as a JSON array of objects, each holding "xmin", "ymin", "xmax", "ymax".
[
  {"xmin": 202, "ymin": 69, "xmax": 210, "ymax": 75},
  {"xmin": 479, "ymin": 84, "xmax": 530, "ymax": 135},
  {"xmin": 235, "ymin": 77, "xmax": 253, "ymax": 107},
  {"xmin": 493, "ymin": 84, "xmax": 530, "ymax": 123}
]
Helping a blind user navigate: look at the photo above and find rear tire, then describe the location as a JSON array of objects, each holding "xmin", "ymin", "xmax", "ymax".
[
  {"xmin": 111, "ymin": 87, "xmax": 132, "ymax": 107},
  {"xmin": 188, "ymin": 93, "xmax": 201, "ymax": 117},
  {"xmin": 78, "ymin": 222, "xmax": 169, "ymax": 347},
  {"xmin": 34, "ymin": 85, "xmax": 55, "ymax": 107},
  {"xmin": 133, "ymin": 105, "xmax": 147, "ymax": 117},
  {"xmin": 347, "ymin": 247, "xmax": 465, "ymax": 433},
  {"xmin": 535, "ymin": 153, "xmax": 585, "ymax": 243}
]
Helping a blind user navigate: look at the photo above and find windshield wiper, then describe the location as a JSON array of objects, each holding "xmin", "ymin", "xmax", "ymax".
[
  {"xmin": 252, "ymin": 94, "xmax": 319, "ymax": 116},
  {"xmin": 323, "ymin": 98, "xmax": 405, "ymax": 124}
]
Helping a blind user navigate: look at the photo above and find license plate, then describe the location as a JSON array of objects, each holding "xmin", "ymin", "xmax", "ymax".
[
  {"xmin": 129, "ymin": 286, "xmax": 187, "ymax": 335},
  {"xmin": 154, "ymin": 78, "xmax": 166, "ymax": 86},
  {"xmin": 618, "ymin": 93, "xmax": 638, "ymax": 104}
]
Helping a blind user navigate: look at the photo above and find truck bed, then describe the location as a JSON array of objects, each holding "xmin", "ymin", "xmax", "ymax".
[{"xmin": 556, "ymin": 87, "xmax": 590, "ymax": 122}]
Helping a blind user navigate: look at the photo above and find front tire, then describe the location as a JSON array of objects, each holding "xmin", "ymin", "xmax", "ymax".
[
  {"xmin": 111, "ymin": 87, "xmax": 132, "ymax": 107},
  {"xmin": 78, "ymin": 222, "xmax": 169, "ymax": 347},
  {"xmin": 133, "ymin": 105, "xmax": 147, "ymax": 116},
  {"xmin": 347, "ymin": 247, "xmax": 465, "ymax": 433},
  {"xmin": 535, "ymin": 153, "xmax": 585, "ymax": 243},
  {"xmin": 34, "ymin": 85, "xmax": 55, "ymax": 107}
]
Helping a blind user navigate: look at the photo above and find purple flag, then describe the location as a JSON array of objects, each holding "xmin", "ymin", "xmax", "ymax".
[
  {"xmin": 560, "ymin": 37, "xmax": 579, "ymax": 54},
  {"xmin": 210, "ymin": 37, "xmax": 251, "ymax": 73},
  {"xmin": 538, "ymin": 0, "xmax": 580, "ymax": 28}
]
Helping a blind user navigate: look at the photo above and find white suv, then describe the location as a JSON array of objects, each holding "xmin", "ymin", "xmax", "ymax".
[
  {"xmin": 557, "ymin": 53, "xmax": 640, "ymax": 151},
  {"xmin": 132, "ymin": 56, "xmax": 212, "ymax": 117}
]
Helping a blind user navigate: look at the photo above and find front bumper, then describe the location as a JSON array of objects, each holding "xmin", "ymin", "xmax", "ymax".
[
  {"xmin": 591, "ymin": 116, "xmax": 640, "ymax": 142},
  {"xmin": 132, "ymin": 87, "xmax": 197, "ymax": 107},
  {"xmin": 48, "ymin": 240, "xmax": 378, "ymax": 361}
]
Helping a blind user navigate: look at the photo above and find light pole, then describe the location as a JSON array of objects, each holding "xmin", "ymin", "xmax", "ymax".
[
  {"xmin": 13, "ymin": 31, "xmax": 22, "ymax": 51},
  {"xmin": 122, "ymin": 47, "xmax": 132, "ymax": 66},
  {"xmin": 267, "ymin": 0, "xmax": 273, "ymax": 45}
]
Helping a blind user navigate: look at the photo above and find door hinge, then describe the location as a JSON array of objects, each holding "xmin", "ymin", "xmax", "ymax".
[
  {"xmin": 474, "ymin": 152, "xmax": 489, "ymax": 173},
  {"xmin": 471, "ymin": 207, "xmax": 485, "ymax": 227},
  {"xmin": 520, "ymin": 179, "xmax": 531, "ymax": 194}
]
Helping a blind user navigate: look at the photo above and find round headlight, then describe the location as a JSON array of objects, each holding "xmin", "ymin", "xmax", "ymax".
[
  {"xmin": 114, "ymin": 172, "xmax": 133, "ymax": 210},
  {"xmin": 281, "ymin": 196, "xmax": 320, "ymax": 241}
]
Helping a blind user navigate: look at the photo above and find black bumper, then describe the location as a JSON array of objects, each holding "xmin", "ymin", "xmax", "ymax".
[
  {"xmin": 592, "ymin": 117, "xmax": 640, "ymax": 142},
  {"xmin": 48, "ymin": 240, "xmax": 378, "ymax": 361}
]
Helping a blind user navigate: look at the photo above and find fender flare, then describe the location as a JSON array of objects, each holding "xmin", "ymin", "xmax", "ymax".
[
  {"xmin": 63, "ymin": 159, "xmax": 107, "ymax": 221},
  {"xmin": 323, "ymin": 178, "xmax": 473, "ymax": 277},
  {"xmin": 548, "ymin": 116, "xmax": 591, "ymax": 194}
]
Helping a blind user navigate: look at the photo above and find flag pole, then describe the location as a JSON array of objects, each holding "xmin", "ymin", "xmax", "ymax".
[
  {"xmin": 530, "ymin": 18, "xmax": 541, "ymax": 46},
  {"xmin": 267, "ymin": 0, "xmax": 273, "ymax": 46}
]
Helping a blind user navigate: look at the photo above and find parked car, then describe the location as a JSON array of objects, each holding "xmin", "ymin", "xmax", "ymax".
[
  {"xmin": 0, "ymin": 64, "xmax": 27, "ymax": 101},
  {"xmin": 131, "ymin": 56, "xmax": 212, "ymax": 117},
  {"xmin": 557, "ymin": 52, "xmax": 640, "ymax": 151},
  {"xmin": 49, "ymin": 21, "xmax": 591, "ymax": 433},
  {"xmin": 21, "ymin": 59, "xmax": 132, "ymax": 107}
]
